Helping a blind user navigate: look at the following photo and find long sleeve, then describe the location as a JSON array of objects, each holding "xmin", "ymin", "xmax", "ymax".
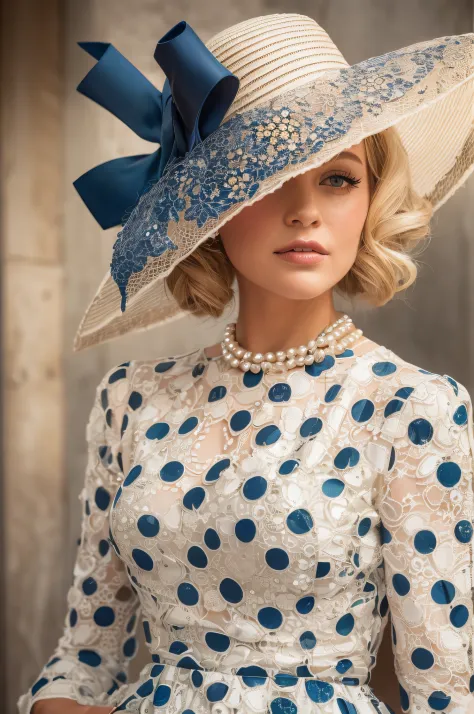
[
  {"xmin": 17, "ymin": 362, "xmax": 141, "ymax": 714},
  {"xmin": 376, "ymin": 373, "xmax": 474, "ymax": 713}
]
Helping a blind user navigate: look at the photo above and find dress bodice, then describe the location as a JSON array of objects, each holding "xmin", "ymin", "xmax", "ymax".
[{"xmin": 18, "ymin": 340, "xmax": 474, "ymax": 714}]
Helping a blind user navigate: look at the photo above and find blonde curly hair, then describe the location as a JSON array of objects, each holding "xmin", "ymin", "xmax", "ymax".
[{"xmin": 164, "ymin": 125, "xmax": 434, "ymax": 317}]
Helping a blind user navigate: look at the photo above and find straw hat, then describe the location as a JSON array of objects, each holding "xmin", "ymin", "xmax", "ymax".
[{"xmin": 72, "ymin": 13, "xmax": 474, "ymax": 351}]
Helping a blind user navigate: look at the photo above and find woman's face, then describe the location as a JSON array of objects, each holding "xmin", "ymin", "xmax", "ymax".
[{"xmin": 219, "ymin": 140, "xmax": 371, "ymax": 301}]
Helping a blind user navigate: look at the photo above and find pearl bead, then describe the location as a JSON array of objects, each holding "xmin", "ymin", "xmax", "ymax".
[{"xmin": 221, "ymin": 315, "xmax": 362, "ymax": 375}]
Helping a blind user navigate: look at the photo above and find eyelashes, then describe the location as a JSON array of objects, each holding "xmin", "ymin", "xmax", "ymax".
[{"xmin": 321, "ymin": 170, "xmax": 362, "ymax": 191}]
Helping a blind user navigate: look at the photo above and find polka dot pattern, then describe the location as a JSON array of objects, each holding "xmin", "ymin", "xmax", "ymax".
[{"xmin": 21, "ymin": 353, "xmax": 474, "ymax": 714}]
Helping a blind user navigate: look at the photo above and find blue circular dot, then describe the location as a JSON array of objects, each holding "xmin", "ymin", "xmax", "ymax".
[
  {"xmin": 300, "ymin": 418, "xmax": 322, "ymax": 438},
  {"xmin": 132, "ymin": 548, "xmax": 154, "ymax": 571},
  {"xmin": 336, "ymin": 613, "xmax": 354, "ymax": 636},
  {"xmin": 95, "ymin": 487, "xmax": 111, "ymax": 511},
  {"xmin": 453, "ymin": 404, "xmax": 467, "ymax": 426},
  {"xmin": 372, "ymin": 361, "xmax": 397, "ymax": 377},
  {"xmin": 265, "ymin": 548, "xmax": 289, "ymax": 570},
  {"xmin": 296, "ymin": 596, "xmax": 314, "ymax": 615},
  {"xmin": 431, "ymin": 580, "xmax": 455, "ymax": 604},
  {"xmin": 437, "ymin": 461, "xmax": 461, "ymax": 488},
  {"xmin": 256, "ymin": 424, "xmax": 281, "ymax": 445},
  {"xmin": 450, "ymin": 604, "xmax": 469, "ymax": 628},
  {"xmin": 219, "ymin": 578, "xmax": 243, "ymax": 604},
  {"xmin": 427, "ymin": 691, "xmax": 451, "ymax": 710},
  {"xmin": 270, "ymin": 698, "xmax": 297, "ymax": 714},
  {"xmin": 258, "ymin": 606, "xmax": 283, "ymax": 629},
  {"xmin": 455, "ymin": 520, "xmax": 473, "ymax": 543},
  {"xmin": 124, "ymin": 465, "xmax": 142, "ymax": 487},
  {"xmin": 322, "ymin": 479, "xmax": 345, "ymax": 498},
  {"xmin": 187, "ymin": 546, "xmax": 208, "ymax": 568},
  {"xmin": 384, "ymin": 399, "xmax": 404, "ymax": 418},
  {"xmin": 183, "ymin": 486, "xmax": 206, "ymax": 510},
  {"xmin": 177, "ymin": 582, "xmax": 199, "ymax": 606},
  {"xmin": 242, "ymin": 476, "xmax": 267, "ymax": 500},
  {"xmin": 316, "ymin": 562, "xmax": 330, "ymax": 578},
  {"xmin": 279, "ymin": 459, "xmax": 299, "ymax": 475},
  {"xmin": 325, "ymin": 384, "xmax": 342, "ymax": 402},
  {"xmin": 128, "ymin": 391, "xmax": 143, "ymax": 410},
  {"xmin": 305, "ymin": 355, "xmax": 335, "ymax": 377},
  {"xmin": 31, "ymin": 678, "xmax": 49, "ymax": 695},
  {"xmin": 230, "ymin": 410, "xmax": 252, "ymax": 431},
  {"xmin": 393, "ymin": 573, "xmax": 411, "ymax": 596},
  {"xmin": 179, "ymin": 416, "xmax": 199, "ymax": 434},
  {"xmin": 358, "ymin": 518, "xmax": 371, "ymax": 537},
  {"xmin": 408, "ymin": 418, "xmax": 433, "ymax": 445},
  {"xmin": 160, "ymin": 460, "xmax": 184, "ymax": 482},
  {"xmin": 78, "ymin": 649, "xmax": 102, "ymax": 667},
  {"xmin": 235, "ymin": 519, "xmax": 256, "ymax": 543},
  {"xmin": 411, "ymin": 647, "xmax": 434, "ymax": 670},
  {"xmin": 268, "ymin": 383, "xmax": 292, "ymax": 402},
  {"xmin": 94, "ymin": 606, "xmax": 115, "ymax": 627},
  {"xmin": 204, "ymin": 528, "xmax": 221, "ymax": 550},
  {"xmin": 351, "ymin": 399, "xmax": 375, "ymax": 423},
  {"xmin": 82, "ymin": 577, "xmax": 97, "ymax": 596},
  {"xmin": 205, "ymin": 459, "xmax": 230, "ymax": 483},
  {"xmin": 155, "ymin": 360, "xmax": 176, "ymax": 373},
  {"xmin": 146, "ymin": 422, "xmax": 170, "ymax": 440},
  {"xmin": 205, "ymin": 632, "xmax": 230, "ymax": 652},
  {"xmin": 414, "ymin": 530, "xmax": 436, "ymax": 554},
  {"xmin": 243, "ymin": 369, "xmax": 263, "ymax": 387},
  {"xmin": 153, "ymin": 684, "xmax": 171, "ymax": 706},
  {"xmin": 206, "ymin": 682, "xmax": 229, "ymax": 702},
  {"xmin": 69, "ymin": 609, "xmax": 77, "ymax": 627},
  {"xmin": 137, "ymin": 515, "xmax": 160, "ymax": 537},
  {"xmin": 300, "ymin": 630, "xmax": 317, "ymax": 649},
  {"xmin": 336, "ymin": 698, "xmax": 358, "ymax": 713},
  {"xmin": 334, "ymin": 447, "xmax": 360, "ymax": 469},
  {"xmin": 305, "ymin": 680, "xmax": 334, "ymax": 703},
  {"xmin": 136, "ymin": 679, "xmax": 154, "ymax": 697},
  {"xmin": 287, "ymin": 509, "xmax": 313, "ymax": 534},
  {"xmin": 98, "ymin": 539, "xmax": 109, "ymax": 556},
  {"xmin": 208, "ymin": 385, "xmax": 227, "ymax": 402},
  {"xmin": 123, "ymin": 637, "xmax": 136, "ymax": 657}
]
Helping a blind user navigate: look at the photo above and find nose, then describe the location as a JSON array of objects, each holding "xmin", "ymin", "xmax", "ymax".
[{"xmin": 283, "ymin": 172, "xmax": 322, "ymax": 228}]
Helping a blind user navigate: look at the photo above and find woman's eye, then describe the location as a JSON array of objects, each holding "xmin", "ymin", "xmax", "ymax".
[{"xmin": 321, "ymin": 173, "xmax": 361, "ymax": 190}]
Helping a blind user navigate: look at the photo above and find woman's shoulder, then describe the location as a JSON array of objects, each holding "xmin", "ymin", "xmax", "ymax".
[
  {"xmin": 367, "ymin": 342, "xmax": 470, "ymax": 406},
  {"xmin": 96, "ymin": 346, "xmax": 207, "ymax": 409}
]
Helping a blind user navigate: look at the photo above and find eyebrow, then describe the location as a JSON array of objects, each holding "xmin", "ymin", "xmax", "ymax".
[{"xmin": 331, "ymin": 150, "xmax": 364, "ymax": 166}]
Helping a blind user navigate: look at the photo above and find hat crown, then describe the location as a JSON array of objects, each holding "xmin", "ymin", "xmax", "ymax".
[{"xmin": 205, "ymin": 13, "xmax": 350, "ymax": 121}]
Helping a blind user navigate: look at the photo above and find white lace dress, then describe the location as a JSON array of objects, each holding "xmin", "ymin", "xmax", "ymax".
[{"xmin": 17, "ymin": 339, "xmax": 474, "ymax": 714}]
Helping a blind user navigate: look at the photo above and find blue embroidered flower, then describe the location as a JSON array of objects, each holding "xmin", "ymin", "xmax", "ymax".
[{"xmin": 109, "ymin": 35, "xmax": 472, "ymax": 312}]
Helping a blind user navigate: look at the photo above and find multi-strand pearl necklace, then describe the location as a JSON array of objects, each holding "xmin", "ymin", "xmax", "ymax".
[{"xmin": 220, "ymin": 314, "xmax": 363, "ymax": 374}]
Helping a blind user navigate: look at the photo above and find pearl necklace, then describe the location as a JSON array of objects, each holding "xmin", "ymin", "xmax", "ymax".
[{"xmin": 220, "ymin": 314, "xmax": 364, "ymax": 373}]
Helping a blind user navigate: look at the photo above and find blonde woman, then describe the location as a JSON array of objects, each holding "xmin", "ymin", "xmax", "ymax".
[{"xmin": 20, "ymin": 14, "xmax": 474, "ymax": 714}]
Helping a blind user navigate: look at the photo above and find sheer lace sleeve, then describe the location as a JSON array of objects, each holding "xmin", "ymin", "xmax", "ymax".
[
  {"xmin": 376, "ymin": 374, "xmax": 474, "ymax": 713},
  {"xmin": 17, "ymin": 362, "xmax": 141, "ymax": 714}
]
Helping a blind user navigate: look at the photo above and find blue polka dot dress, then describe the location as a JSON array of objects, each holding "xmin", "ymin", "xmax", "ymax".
[{"xmin": 17, "ymin": 340, "xmax": 474, "ymax": 714}]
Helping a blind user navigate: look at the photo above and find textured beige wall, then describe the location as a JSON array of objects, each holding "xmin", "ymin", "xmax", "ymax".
[{"xmin": 3, "ymin": 1, "xmax": 474, "ymax": 713}]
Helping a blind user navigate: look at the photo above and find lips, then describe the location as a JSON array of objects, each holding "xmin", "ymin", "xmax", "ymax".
[{"xmin": 275, "ymin": 239, "xmax": 328, "ymax": 254}]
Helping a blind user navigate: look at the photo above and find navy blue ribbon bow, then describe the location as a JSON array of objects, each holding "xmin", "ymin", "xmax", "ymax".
[{"xmin": 73, "ymin": 21, "xmax": 239, "ymax": 230}]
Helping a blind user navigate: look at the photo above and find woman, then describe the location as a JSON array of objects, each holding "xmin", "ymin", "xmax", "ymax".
[{"xmin": 20, "ymin": 13, "xmax": 474, "ymax": 714}]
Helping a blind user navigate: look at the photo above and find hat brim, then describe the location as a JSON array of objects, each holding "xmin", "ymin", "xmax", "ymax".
[{"xmin": 73, "ymin": 32, "xmax": 474, "ymax": 352}]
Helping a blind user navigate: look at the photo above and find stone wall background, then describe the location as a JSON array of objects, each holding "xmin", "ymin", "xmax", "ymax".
[{"xmin": 2, "ymin": 2, "xmax": 473, "ymax": 713}]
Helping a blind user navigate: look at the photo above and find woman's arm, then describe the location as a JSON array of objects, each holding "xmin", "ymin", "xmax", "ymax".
[
  {"xmin": 376, "ymin": 373, "xmax": 474, "ymax": 712},
  {"xmin": 18, "ymin": 363, "xmax": 141, "ymax": 714}
]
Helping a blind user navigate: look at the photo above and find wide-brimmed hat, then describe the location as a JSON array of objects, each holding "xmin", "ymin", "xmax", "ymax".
[{"xmin": 72, "ymin": 13, "xmax": 474, "ymax": 352}]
